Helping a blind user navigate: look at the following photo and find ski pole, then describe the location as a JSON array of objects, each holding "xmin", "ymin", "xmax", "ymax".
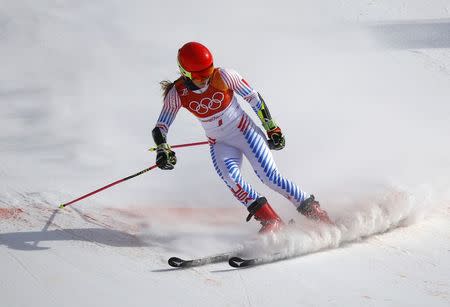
[
  {"xmin": 148, "ymin": 140, "xmax": 209, "ymax": 152},
  {"xmin": 59, "ymin": 164, "xmax": 158, "ymax": 209},
  {"xmin": 59, "ymin": 140, "xmax": 209, "ymax": 209}
]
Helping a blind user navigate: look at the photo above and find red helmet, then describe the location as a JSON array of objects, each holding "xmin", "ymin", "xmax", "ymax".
[{"xmin": 177, "ymin": 42, "xmax": 214, "ymax": 80}]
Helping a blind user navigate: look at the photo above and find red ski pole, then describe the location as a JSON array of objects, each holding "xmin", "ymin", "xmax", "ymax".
[
  {"xmin": 148, "ymin": 140, "xmax": 209, "ymax": 152},
  {"xmin": 59, "ymin": 164, "xmax": 158, "ymax": 209},
  {"xmin": 59, "ymin": 140, "xmax": 209, "ymax": 209}
]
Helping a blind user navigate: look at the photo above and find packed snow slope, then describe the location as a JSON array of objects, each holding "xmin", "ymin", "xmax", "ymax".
[{"xmin": 1, "ymin": 1, "xmax": 449, "ymax": 306}]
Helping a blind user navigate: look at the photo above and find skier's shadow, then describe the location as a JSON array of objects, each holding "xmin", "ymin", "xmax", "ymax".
[
  {"xmin": 0, "ymin": 228, "xmax": 145, "ymax": 251},
  {"xmin": 0, "ymin": 207, "xmax": 145, "ymax": 251}
]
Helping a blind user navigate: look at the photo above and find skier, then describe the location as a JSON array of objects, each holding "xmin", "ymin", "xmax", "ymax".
[{"xmin": 153, "ymin": 42, "xmax": 332, "ymax": 233}]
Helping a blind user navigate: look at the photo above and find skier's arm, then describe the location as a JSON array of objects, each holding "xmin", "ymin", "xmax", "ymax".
[
  {"xmin": 219, "ymin": 68, "xmax": 285, "ymax": 150},
  {"xmin": 152, "ymin": 86, "xmax": 181, "ymax": 169}
]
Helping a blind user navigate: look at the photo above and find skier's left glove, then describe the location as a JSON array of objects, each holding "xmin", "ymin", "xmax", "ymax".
[
  {"xmin": 255, "ymin": 93, "xmax": 285, "ymax": 150},
  {"xmin": 266, "ymin": 126, "xmax": 285, "ymax": 150}
]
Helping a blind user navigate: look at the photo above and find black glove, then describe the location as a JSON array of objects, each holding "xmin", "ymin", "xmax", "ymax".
[
  {"xmin": 267, "ymin": 127, "xmax": 285, "ymax": 150},
  {"xmin": 156, "ymin": 143, "xmax": 177, "ymax": 170}
]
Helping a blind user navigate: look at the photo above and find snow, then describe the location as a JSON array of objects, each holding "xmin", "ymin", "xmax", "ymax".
[{"xmin": 1, "ymin": 1, "xmax": 449, "ymax": 306}]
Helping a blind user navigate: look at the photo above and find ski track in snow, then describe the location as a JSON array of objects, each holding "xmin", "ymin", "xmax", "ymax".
[{"xmin": 1, "ymin": 182, "xmax": 449, "ymax": 306}]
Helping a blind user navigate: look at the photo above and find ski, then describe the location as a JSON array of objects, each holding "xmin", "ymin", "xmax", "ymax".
[
  {"xmin": 229, "ymin": 252, "xmax": 287, "ymax": 268},
  {"xmin": 168, "ymin": 251, "xmax": 237, "ymax": 268}
]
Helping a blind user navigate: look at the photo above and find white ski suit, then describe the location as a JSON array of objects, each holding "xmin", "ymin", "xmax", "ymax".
[{"xmin": 155, "ymin": 68, "xmax": 310, "ymax": 208}]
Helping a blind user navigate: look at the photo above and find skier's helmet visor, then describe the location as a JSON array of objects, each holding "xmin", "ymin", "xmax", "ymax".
[{"xmin": 178, "ymin": 59, "xmax": 214, "ymax": 81}]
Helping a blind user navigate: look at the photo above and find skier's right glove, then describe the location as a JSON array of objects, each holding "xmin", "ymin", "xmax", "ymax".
[{"xmin": 155, "ymin": 143, "xmax": 177, "ymax": 170}]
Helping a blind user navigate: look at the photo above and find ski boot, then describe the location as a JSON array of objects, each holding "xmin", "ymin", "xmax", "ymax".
[
  {"xmin": 246, "ymin": 197, "xmax": 284, "ymax": 233},
  {"xmin": 297, "ymin": 195, "xmax": 333, "ymax": 224}
]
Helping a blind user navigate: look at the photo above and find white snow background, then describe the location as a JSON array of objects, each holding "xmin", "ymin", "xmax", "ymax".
[{"xmin": 1, "ymin": 1, "xmax": 449, "ymax": 306}]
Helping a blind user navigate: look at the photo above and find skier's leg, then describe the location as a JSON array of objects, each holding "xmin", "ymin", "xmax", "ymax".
[
  {"xmin": 236, "ymin": 117, "xmax": 332, "ymax": 223},
  {"xmin": 209, "ymin": 142, "xmax": 283, "ymax": 232},
  {"xmin": 209, "ymin": 142, "xmax": 258, "ymax": 206},
  {"xmin": 239, "ymin": 120, "xmax": 309, "ymax": 207}
]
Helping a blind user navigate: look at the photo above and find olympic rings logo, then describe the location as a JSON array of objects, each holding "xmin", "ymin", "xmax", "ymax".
[{"xmin": 189, "ymin": 92, "xmax": 224, "ymax": 115}]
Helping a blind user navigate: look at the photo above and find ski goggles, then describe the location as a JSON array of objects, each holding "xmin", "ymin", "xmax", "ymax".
[{"xmin": 178, "ymin": 60, "xmax": 214, "ymax": 81}]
